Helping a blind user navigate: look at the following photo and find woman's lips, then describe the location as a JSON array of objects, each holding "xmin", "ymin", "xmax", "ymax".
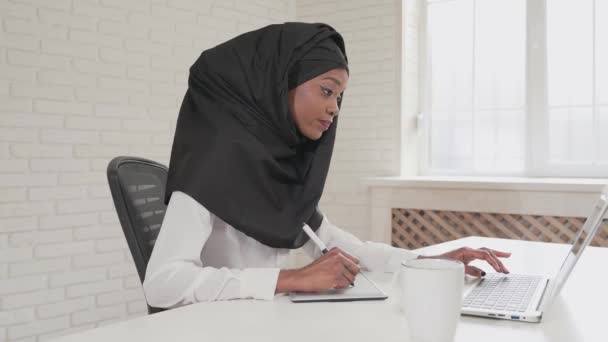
[{"xmin": 319, "ymin": 120, "xmax": 332, "ymax": 129}]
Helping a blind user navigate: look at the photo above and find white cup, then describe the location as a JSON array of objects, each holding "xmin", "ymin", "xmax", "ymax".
[{"xmin": 399, "ymin": 258, "xmax": 464, "ymax": 342}]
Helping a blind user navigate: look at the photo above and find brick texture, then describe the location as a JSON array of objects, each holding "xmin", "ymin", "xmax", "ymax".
[
  {"xmin": 0, "ymin": 1, "xmax": 297, "ymax": 340},
  {"xmin": 297, "ymin": 0, "xmax": 406, "ymax": 241},
  {"xmin": 1, "ymin": 1, "xmax": 407, "ymax": 340}
]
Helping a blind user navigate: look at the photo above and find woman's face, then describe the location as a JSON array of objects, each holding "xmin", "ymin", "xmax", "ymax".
[{"xmin": 288, "ymin": 68, "xmax": 349, "ymax": 140}]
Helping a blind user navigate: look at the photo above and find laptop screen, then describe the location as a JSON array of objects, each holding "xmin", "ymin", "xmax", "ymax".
[{"xmin": 547, "ymin": 186, "xmax": 608, "ymax": 302}]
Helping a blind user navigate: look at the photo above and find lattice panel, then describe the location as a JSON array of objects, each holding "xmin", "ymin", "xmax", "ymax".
[{"xmin": 391, "ymin": 209, "xmax": 608, "ymax": 250}]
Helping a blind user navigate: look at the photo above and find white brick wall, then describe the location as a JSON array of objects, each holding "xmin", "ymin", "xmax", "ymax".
[
  {"xmin": 297, "ymin": 0, "xmax": 407, "ymax": 241},
  {"xmin": 1, "ymin": 1, "xmax": 295, "ymax": 341},
  {"xmin": 1, "ymin": 0, "xmax": 410, "ymax": 340}
]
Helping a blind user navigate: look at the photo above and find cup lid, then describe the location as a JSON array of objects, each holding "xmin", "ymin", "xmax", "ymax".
[{"xmin": 401, "ymin": 258, "xmax": 464, "ymax": 270}]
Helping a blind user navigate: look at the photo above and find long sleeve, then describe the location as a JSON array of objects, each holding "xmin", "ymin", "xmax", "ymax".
[
  {"xmin": 143, "ymin": 191, "xmax": 280, "ymax": 308},
  {"xmin": 302, "ymin": 215, "xmax": 419, "ymax": 273}
]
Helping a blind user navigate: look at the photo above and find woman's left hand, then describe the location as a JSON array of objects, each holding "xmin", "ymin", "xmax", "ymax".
[{"xmin": 418, "ymin": 247, "xmax": 511, "ymax": 277}]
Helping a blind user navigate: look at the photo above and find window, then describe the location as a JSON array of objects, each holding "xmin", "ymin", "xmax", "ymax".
[{"xmin": 419, "ymin": 0, "xmax": 608, "ymax": 177}]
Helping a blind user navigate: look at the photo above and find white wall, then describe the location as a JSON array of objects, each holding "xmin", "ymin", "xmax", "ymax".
[
  {"xmin": 297, "ymin": 0, "xmax": 406, "ymax": 241},
  {"xmin": 0, "ymin": 1, "xmax": 295, "ymax": 341}
]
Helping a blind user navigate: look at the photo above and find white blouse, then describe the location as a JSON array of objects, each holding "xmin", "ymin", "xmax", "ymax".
[{"xmin": 143, "ymin": 191, "xmax": 418, "ymax": 308}]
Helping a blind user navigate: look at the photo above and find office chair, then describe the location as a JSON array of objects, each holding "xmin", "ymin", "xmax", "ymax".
[{"xmin": 107, "ymin": 156, "xmax": 168, "ymax": 315}]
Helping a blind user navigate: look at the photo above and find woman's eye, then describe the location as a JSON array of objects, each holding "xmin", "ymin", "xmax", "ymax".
[{"xmin": 322, "ymin": 86, "xmax": 342, "ymax": 103}]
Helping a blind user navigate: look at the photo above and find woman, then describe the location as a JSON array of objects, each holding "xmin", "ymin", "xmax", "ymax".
[{"xmin": 143, "ymin": 22, "xmax": 510, "ymax": 308}]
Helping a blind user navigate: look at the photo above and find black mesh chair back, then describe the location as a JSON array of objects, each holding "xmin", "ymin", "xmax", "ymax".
[{"xmin": 107, "ymin": 156, "xmax": 168, "ymax": 314}]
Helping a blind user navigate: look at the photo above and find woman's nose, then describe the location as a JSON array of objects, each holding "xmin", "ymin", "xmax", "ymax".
[{"xmin": 327, "ymin": 104, "xmax": 339, "ymax": 116}]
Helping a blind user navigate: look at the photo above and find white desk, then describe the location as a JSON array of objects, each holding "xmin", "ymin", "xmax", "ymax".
[{"xmin": 50, "ymin": 237, "xmax": 607, "ymax": 342}]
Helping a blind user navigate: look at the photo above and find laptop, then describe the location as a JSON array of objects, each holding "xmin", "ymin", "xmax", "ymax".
[{"xmin": 461, "ymin": 185, "xmax": 608, "ymax": 322}]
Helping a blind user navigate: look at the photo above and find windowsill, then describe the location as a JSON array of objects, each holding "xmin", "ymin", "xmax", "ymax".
[
  {"xmin": 363, "ymin": 176, "xmax": 608, "ymax": 193},
  {"xmin": 364, "ymin": 176, "xmax": 608, "ymax": 243}
]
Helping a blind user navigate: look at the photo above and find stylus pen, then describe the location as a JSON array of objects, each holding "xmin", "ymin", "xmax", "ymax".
[{"xmin": 302, "ymin": 224, "xmax": 355, "ymax": 287}]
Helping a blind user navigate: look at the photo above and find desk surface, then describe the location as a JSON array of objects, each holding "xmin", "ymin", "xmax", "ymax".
[{"xmin": 50, "ymin": 237, "xmax": 607, "ymax": 342}]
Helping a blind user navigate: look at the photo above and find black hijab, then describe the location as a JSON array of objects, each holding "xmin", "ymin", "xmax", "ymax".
[{"xmin": 165, "ymin": 22, "xmax": 348, "ymax": 249}]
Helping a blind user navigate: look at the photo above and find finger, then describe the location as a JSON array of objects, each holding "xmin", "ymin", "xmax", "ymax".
[
  {"xmin": 340, "ymin": 272, "xmax": 356, "ymax": 287},
  {"xmin": 468, "ymin": 249, "xmax": 503, "ymax": 273},
  {"xmin": 485, "ymin": 248, "xmax": 512, "ymax": 258},
  {"xmin": 335, "ymin": 255, "xmax": 359, "ymax": 287},
  {"xmin": 341, "ymin": 268, "xmax": 356, "ymax": 285},
  {"xmin": 465, "ymin": 265, "xmax": 486, "ymax": 277},
  {"xmin": 480, "ymin": 248, "xmax": 510, "ymax": 273},
  {"xmin": 338, "ymin": 254, "xmax": 361, "ymax": 276},
  {"xmin": 327, "ymin": 247, "xmax": 341, "ymax": 256},
  {"xmin": 334, "ymin": 248, "xmax": 359, "ymax": 264},
  {"xmin": 333, "ymin": 271, "xmax": 351, "ymax": 289},
  {"xmin": 454, "ymin": 247, "xmax": 474, "ymax": 264},
  {"xmin": 491, "ymin": 250, "xmax": 509, "ymax": 273},
  {"xmin": 482, "ymin": 250, "xmax": 506, "ymax": 273},
  {"xmin": 335, "ymin": 278, "xmax": 350, "ymax": 289}
]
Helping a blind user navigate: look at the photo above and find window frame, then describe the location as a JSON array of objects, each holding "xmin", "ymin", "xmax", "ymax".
[{"xmin": 417, "ymin": 0, "xmax": 608, "ymax": 178}]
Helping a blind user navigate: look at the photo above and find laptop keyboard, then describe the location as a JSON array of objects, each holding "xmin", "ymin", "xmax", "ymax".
[{"xmin": 463, "ymin": 274, "xmax": 542, "ymax": 312}]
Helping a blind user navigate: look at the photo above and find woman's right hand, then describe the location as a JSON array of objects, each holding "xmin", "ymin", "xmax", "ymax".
[{"xmin": 276, "ymin": 247, "xmax": 361, "ymax": 293}]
